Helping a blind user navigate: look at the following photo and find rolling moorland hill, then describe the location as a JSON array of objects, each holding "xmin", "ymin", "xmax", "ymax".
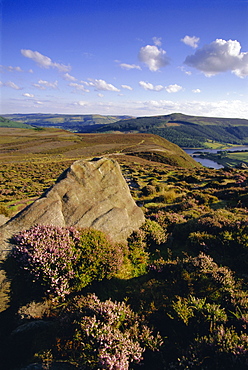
[
  {"xmin": 0, "ymin": 126, "xmax": 199, "ymax": 168},
  {"xmin": 0, "ymin": 127, "xmax": 199, "ymax": 215},
  {"xmin": 0, "ymin": 126, "xmax": 248, "ymax": 369},
  {"xmin": 3, "ymin": 113, "xmax": 248, "ymax": 148},
  {"xmin": 94, "ymin": 113, "xmax": 248, "ymax": 148},
  {"xmin": 2, "ymin": 113, "xmax": 132, "ymax": 132}
]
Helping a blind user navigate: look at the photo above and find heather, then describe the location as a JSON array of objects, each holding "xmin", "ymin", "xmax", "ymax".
[
  {"xmin": 46, "ymin": 293, "xmax": 163, "ymax": 369},
  {"xmin": 11, "ymin": 225, "xmax": 124, "ymax": 299},
  {"xmin": 1, "ymin": 147, "xmax": 248, "ymax": 368}
]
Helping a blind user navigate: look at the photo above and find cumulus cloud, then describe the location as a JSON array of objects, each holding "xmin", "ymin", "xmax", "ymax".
[
  {"xmin": 119, "ymin": 63, "xmax": 141, "ymax": 70},
  {"xmin": 165, "ymin": 84, "xmax": 183, "ymax": 93},
  {"xmin": 138, "ymin": 44, "xmax": 170, "ymax": 71},
  {"xmin": 21, "ymin": 49, "xmax": 71, "ymax": 72},
  {"xmin": 139, "ymin": 81, "xmax": 164, "ymax": 91},
  {"xmin": 192, "ymin": 88, "xmax": 201, "ymax": 93},
  {"xmin": 69, "ymin": 82, "xmax": 89, "ymax": 92},
  {"xmin": 181, "ymin": 35, "xmax": 200, "ymax": 48},
  {"xmin": 152, "ymin": 37, "xmax": 162, "ymax": 47},
  {"xmin": 1, "ymin": 81, "xmax": 22, "ymax": 90},
  {"xmin": 184, "ymin": 39, "xmax": 248, "ymax": 77},
  {"xmin": 121, "ymin": 84, "xmax": 133, "ymax": 91},
  {"xmin": 87, "ymin": 79, "xmax": 120, "ymax": 92},
  {"xmin": 142, "ymin": 99, "xmax": 248, "ymax": 118},
  {"xmin": 23, "ymin": 93, "xmax": 34, "ymax": 98},
  {"xmin": 33, "ymin": 80, "xmax": 58, "ymax": 89},
  {"xmin": 63, "ymin": 73, "xmax": 77, "ymax": 81}
]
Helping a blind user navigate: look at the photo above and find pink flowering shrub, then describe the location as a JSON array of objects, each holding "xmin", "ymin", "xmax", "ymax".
[
  {"xmin": 54, "ymin": 293, "xmax": 163, "ymax": 369},
  {"xmin": 12, "ymin": 225, "xmax": 123, "ymax": 299}
]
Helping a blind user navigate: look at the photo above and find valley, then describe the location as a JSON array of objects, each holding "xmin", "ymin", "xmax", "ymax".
[{"xmin": 0, "ymin": 123, "xmax": 248, "ymax": 369}]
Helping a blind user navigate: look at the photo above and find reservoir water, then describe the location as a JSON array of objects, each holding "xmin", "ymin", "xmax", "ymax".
[{"xmin": 184, "ymin": 146, "xmax": 248, "ymax": 169}]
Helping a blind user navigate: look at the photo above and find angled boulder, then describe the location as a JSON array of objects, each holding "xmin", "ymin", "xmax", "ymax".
[{"xmin": 0, "ymin": 157, "xmax": 144, "ymax": 255}]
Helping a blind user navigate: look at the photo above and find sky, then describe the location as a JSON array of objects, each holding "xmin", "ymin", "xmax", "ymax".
[{"xmin": 1, "ymin": 0, "xmax": 248, "ymax": 118}]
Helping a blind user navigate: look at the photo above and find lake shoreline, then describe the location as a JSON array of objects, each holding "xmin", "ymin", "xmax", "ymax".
[{"xmin": 184, "ymin": 146, "xmax": 248, "ymax": 169}]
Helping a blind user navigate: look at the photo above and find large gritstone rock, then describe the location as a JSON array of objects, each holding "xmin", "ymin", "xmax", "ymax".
[{"xmin": 0, "ymin": 157, "xmax": 144, "ymax": 255}]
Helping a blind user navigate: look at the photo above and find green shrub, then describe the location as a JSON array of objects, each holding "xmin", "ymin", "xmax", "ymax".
[
  {"xmin": 141, "ymin": 219, "xmax": 167, "ymax": 248},
  {"xmin": 127, "ymin": 228, "xmax": 150, "ymax": 277},
  {"xmin": 157, "ymin": 189, "xmax": 178, "ymax": 203},
  {"xmin": 11, "ymin": 225, "xmax": 124, "ymax": 299}
]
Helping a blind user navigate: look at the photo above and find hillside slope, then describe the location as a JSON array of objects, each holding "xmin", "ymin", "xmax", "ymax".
[
  {"xmin": 0, "ymin": 127, "xmax": 199, "ymax": 169},
  {"xmin": 0, "ymin": 116, "xmax": 33, "ymax": 129},
  {"xmin": 94, "ymin": 113, "xmax": 248, "ymax": 148},
  {"xmin": 3, "ymin": 113, "xmax": 132, "ymax": 131},
  {"xmin": 4, "ymin": 113, "xmax": 248, "ymax": 148}
]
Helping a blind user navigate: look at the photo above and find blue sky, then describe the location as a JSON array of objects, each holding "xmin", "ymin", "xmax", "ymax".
[{"xmin": 1, "ymin": 0, "xmax": 248, "ymax": 118}]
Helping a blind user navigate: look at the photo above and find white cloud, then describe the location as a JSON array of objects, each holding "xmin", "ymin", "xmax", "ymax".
[
  {"xmin": 69, "ymin": 82, "xmax": 89, "ymax": 92},
  {"xmin": 179, "ymin": 66, "xmax": 192, "ymax": 75},
  {"xmin": 35, "ymin": 101, "xmax": 43, "ymax": 105},
  {"xmin": 33, "ymin": 83, "xmax": 45, "ymax": 90},
  {"xmin": 138, "ymin": 44, "xmax": 170, "ymax": 71},
  {"xmin": 33, "ymin": 80, "xmax": 58, "ymax": 89},
  {"xmin": 21, "ymin": 49, "xmax": 71, "ymax": 72},
  {"xmin": 9, "ymin": 66, "xmax": 23, "ymax": 72},
  {"xmin": 121, "ymin": 84, "xmax": 133, "ymax": 91},
  {"xmin": 139, "ymin": 81, "xmax": 164, "ymax": 91},
  {"xmin": 0, "ymin": 65, "xmax": 23, "ymax": 72},
  {"xmin": 181, "ymin": 35, "xmax": 200, "ymax": 48},
  {"xmin": 165, "ymin": 84, "xmax": 183, "ymax": 93},
  {"xmin": 119, "ymin": 63, "xmax": 141, "ymax": 70},
  {"xmin": 2, "ymin": 95, "xmax": 247, "ymax": 119},
  {"xmin": 184, "ymin": 39, "xmax": 248, "ymax": 77},
  {"xmin": 87, "ymin": 79, "xmax": 120, "ymax": 92},
  {"xmin": 23, "ymin": 93, "xmax": 35, "ymax": 98},
  {"xmin": 141, "ymin": 99, "xmax": 248, "ymax": 118},
  {"xmin": 1, "ymin": 81, "xmax": 22, "ymax": 90},
  {"xmin": 152, "ymin": 37, "xmax": 162, "ymax": 47},
  {"xmin": 81, "ymin": 80, "xmax": 91, "ymax": 86},
  {"xmin": 98, "ymin": 93, "xmax": 104, "ymax": 98},
  {"xmin": 192, "ymin": 88, "xmax": 201, "ymax": 93},
  {"xmin": 63, "ymin": 73, "xmax": 77, "ymax": 81},
  {"xmin": 75, "ymin": 101, "xmax": 89, "ymax": 107}
]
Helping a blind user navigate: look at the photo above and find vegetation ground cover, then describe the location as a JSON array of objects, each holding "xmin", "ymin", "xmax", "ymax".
[{"xmin": 0, "ymin": 128, "xmax": 248, "ymax": 369}]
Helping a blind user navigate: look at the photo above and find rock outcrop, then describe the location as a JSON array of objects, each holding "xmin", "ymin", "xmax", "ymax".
[{"xmin": 0, "ymin": 157, "xmax": 144, "ymax": 255}]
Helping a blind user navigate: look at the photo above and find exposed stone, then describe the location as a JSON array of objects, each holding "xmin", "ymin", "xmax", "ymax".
[
  {"xmin": 0, "ymin": 157, "xmax": 144, "ymax": 255},
  {"xmin": 0, "ymin": 215, "xmax": 9, "ymax": 226},
  {"xmin": 236, "ymin": 162, "xmax": 248, "ymax": 169}
]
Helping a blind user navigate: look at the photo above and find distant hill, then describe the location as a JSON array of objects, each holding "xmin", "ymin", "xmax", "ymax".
[
  {"xmin": 4, "ymin": 113, "xmax": 248, "ymax": 148},
  {"xmin": 93, "ymin": 113, "xmax": 248, "ymax": 148},
  {"xmin": 3, "ymin": 114, "xmax": 133, "ymax": 132},
  {"xmin": 0, "ymin": 116, "xmax": 33, "ymax": 129},
  {"xmin": 0, "ymin": 127, "xmax": 200, "ymax": 169}
]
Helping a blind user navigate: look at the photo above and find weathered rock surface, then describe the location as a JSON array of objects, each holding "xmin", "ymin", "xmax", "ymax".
[{"xmin": 0, "ymin": 157, "xmax": 144, "ymax": 255}]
